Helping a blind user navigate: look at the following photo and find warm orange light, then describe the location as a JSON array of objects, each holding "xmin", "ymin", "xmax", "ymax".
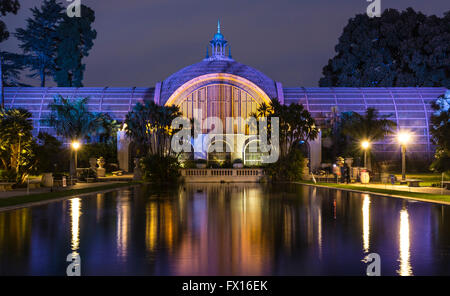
[
  {"xmin": 71, "ymin": 141, "xmax": 81, "ymax": 150},
  {"xmin": 361, "ymin": 140, "xmax": 370, "ymax": 150},
  {"xmin": 397, "ymin": 132, "xmax": 411, "ymax": 146}
]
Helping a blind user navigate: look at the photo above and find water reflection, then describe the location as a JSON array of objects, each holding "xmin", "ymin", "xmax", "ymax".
[
  {"xmin": 398, "ymin": 208, "xmax": 413, "ymax": 276},
  {"xmin": 116, "ymin": 191, "xmax": 131, "ymax": 260},
  {"xmin": 0, "ymin": 183, "xmax": 449, "ymax": 275},
  {"xmin": 70, "ymin": 198, "xmax": 81, "ymax": 253},
  {"xmin": 145, "ymin": 203, "xmax": 158, "ymax": 252},
  {"xmin": 362, "ymin": 194, "xmax": 371, "ymax": 253}
]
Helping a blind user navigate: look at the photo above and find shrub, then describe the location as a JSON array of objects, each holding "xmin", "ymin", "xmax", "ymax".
[
  {"xmin": 35, "ymin": 132, "xmax": 64, "ymax": 173},
  {"xmin": 264, "ymin": 149, "xmax": 306, "ymax": 182},
  {"xmin": 78, "ymin": 168, "xmax": 97, "ymax": 182},
  {"xmin": 140, "ymin": 154, "xmax": 181, "ymax": 183},
  {"xmin": 182, "ymin": 159, "xmax": 196, "ymax": 168},
  {"xmin": 0, "ymin": 169, "xmax": 17, "ymax": 182}
]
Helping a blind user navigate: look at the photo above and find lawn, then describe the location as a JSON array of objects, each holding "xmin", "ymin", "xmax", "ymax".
[
  {"xmin": 298, "ymin": 180, "xmax": 450, "ymax": 204},
  {"xmin": 392, "ymin": 172, "xmax": 448, "ymax": 187}
]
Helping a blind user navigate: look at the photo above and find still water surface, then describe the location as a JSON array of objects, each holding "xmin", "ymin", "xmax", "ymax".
[{"xmin": 0, "ymin": 183, "xmax": 449, "ymax": 275}]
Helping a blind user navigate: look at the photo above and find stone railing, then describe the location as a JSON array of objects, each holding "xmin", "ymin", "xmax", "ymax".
[{"xmin": 181, "ymin": 168, "xmax": 264, "ymax": 182}]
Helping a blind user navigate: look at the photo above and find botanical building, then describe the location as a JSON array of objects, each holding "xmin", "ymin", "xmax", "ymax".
[{"xmin": 3, "ymin": 21, "xmax": 448, "ymax": 171}]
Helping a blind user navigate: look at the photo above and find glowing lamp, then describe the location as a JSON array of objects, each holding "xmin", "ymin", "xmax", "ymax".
[
  {"xmin": 71, "ymin": 141, "xmax": 81, "ymax": 150},
  {"xmin": 397, "ymin": 132, "xmax": 411, "ymax": 146},
  {"xmin": 361, "ymin": 140, "xmax": 370, "ymax": 150}
]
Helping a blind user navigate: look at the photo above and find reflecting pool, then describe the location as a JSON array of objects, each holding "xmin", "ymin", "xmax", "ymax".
[{"xmin": 0, "ymin": 183, "xmax": 449, "ymax": 275}]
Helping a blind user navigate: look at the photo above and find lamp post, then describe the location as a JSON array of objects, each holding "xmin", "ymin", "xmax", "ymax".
[
  {"xmin": 361, "ymin": 140, "xmax": 370, "ymax": 168},
  {"xmin": 397, "ymin": 132, "xmax": 411, "ymax": 181},
  {"xmin": 71, "ymin": 140, "xmax": 81, "ymax": 178}
]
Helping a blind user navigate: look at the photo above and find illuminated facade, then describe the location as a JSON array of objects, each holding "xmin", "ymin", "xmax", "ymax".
[{"xmin": 3, "ymin": 21, "xmax": 448, "ymax": 171}]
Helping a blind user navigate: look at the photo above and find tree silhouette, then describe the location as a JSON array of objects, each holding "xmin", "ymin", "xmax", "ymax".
[
  {"xmin": 54, "ymin": 4, "xmax": 97, "ymax": 87},
  {"xmin": 15, "ymin": 0, "xmax": 64, "ymax": 86},
  {"xmin": 0, "ymin": 0, "xmax": 20, "ymax": 43},
  {"xmin": 320, "ymin": 8, "xmax": 450, "ymax": 88}
]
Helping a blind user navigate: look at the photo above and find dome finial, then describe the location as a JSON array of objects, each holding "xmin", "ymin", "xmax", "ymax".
[{"xmin": 217, "ymin": 19, "xmax": 221, "ymax": 34}]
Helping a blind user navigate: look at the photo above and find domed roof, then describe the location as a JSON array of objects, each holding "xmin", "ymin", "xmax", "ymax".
[{"xmin": 160, "ymin": 59, "xmax": 278, "ymax": 105}]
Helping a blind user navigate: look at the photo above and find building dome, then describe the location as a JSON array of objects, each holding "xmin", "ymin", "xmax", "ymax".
[
  {"xmin": 160, "ymin": 60, "xmax": 277, "ymax": 104},
  {"xmin": 160, "ymin": 60, "xmax": 278, "ymax": 105},
  {"xmin": 159, "ymin": 20, "xmax": 278, "ymax": 104}
]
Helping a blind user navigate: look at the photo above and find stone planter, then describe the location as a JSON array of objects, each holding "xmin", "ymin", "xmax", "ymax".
[
  {"xmin": 97, "ymin": 157, "xmax": 106, "ymax": 177},
  {"xmin": 232, "ymin": 163, "xmax": 243, "ymax": 169},
  {"xmin": 41, "ymin": 173, "xmax": 53, "ymax": 187},
  {"xmin": 196, "ymin": 163, "xmax": 207, "ymax": 169}
]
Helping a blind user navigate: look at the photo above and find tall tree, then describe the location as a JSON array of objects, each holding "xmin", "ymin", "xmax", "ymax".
[
  {"xmin": 0, "ymin": 0, "xmax": 20, "ymax": 107},
  {"xmin": 0, "ymin": 0, "xmax": 20, "ymax": 42},
  {"xmin": 44, "ymin": 95, "xmax": 104, "ymax": 141},
  {"xmin": 43, "ymin": 95, "xmax": 108, "ymax": 174},
  {"xmin": 124, "ymin": 101, "xmax": 181, "ymax": 157},
  {"xmin": 319, "ymin": 8, "xmax": 450, "ymax": 88},
  {"xmin": 430, "ymin": 95, "xmax": 450, "ymax": 173},
  {"xmin": 339, "ymin": 108, "xmax": 396, "ymax": 167},
  {"xmin": 54, "ymin": 5, "xmax": 97, "ymax": 87},
  {"xmin": 254, "ymin": 99, "xmax": 318, "ymax": 158},
  {"xmin": 15, "ymin": 0, "xmax": 64, "ymax": 87}
]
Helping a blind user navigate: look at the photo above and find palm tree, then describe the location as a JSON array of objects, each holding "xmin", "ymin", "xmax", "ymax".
[
  {"xmin": 342, "ymin": 108, "xmax": 396, "ymax": 141},
  {"xmin": 341, "ymin": 107, "xmax": 397, "ymax": 166},
  {"xmin": 44, "ymin": 95, "xmax": 101, "ymax": 141},
  {"xmin": 253, "ymin": 98, "xmax": 319, "ymax": 158},
  {"xmin": 124, "ymin": 101, "xmax": 181, "ymax": 157},
  {"xmin": 0, "ymin": 108, "xmax": 36, "ymax": 183},
  {"xmin": 43, "ymin": 95, "xmax": 104, "ymax": 174}
]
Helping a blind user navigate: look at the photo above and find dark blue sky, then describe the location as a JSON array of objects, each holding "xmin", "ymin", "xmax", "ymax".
[{"xmin": 2, "ymin": 0, "xmax": 448, "ymax": 87}]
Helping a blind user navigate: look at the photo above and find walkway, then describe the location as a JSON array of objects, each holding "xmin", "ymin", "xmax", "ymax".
[{"xmin": 0, "ymin": 180, "xmax": 131, "ymax": 199}]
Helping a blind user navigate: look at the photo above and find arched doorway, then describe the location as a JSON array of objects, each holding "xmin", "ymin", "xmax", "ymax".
[{"xmin": 243, "ymin": 139, "xmax": 270, "ymax": 166}]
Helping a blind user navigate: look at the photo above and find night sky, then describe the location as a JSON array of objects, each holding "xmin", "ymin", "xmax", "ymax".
[{"xmin": 1, "ymin": 0, "xmax": 448, "ymax": 87}]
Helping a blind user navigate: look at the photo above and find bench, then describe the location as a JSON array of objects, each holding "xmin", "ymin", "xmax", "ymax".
[
  {"xmin": 0, "ymin": 182, "xmax": 15, "ymax": 191},
  {"xmin": 400, "ymin": 179, "xmax": 423, "ymax": 187}
]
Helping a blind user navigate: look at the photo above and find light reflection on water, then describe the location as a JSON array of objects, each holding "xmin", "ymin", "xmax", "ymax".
[
  {"xmin": 398, "ymin": 208, "xmax": 413, "ymax": 276},
  {"xmin": 70, "ymin": 198, "xmax": 81, "ymax": 254},
  {"xmin": 362, "ymin": 194, "xmax": 371, "ymax": 253},
  {"xmin": 0, "ymin": 183, "xmax": 449, "ymax": 275}
]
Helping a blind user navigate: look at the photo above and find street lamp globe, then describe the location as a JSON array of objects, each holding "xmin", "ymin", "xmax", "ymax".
[
  {"xmin": 71, "ymin": 140, "xmax": 81, "ymax": 150},
  {"xmin": 361, "ymin": 140, "xmax": 370, "ymax": 150},
  {"xmin": 397, "ymin": 132, "xmax": 411, "ymax": 146}
]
